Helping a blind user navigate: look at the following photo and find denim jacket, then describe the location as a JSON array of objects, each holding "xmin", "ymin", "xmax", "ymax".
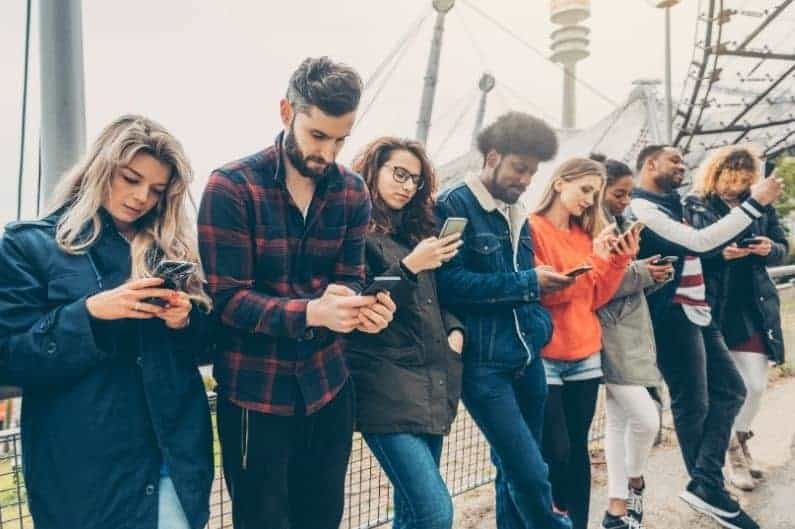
[{"xmin": 436, "ymin": 175, "xmax": 552, "ymax": 367}]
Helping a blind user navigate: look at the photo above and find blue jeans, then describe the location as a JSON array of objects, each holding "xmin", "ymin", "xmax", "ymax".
[
  {"xmin": 364, "ymin": 433, "xmax": 453, "ymax": 529},
  {"xmin": 158, "ymin": 476, "xmax": 190, "ymax": 529},
  {"xmin": 462, "ymin": 356, "xmax": 572, "ymax": 529}
]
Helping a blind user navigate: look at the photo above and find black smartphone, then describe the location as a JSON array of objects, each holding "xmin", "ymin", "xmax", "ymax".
[
  {"xmin": 651, "ymin": 256, "xmax": 679, "ymax": 266},
  {"xmin": 564, "ymin": 264, "xmax": 593, "ymax": 278},
  {"xmin": 737, "ymin": 237, "xmax": 764, "ymax": 248},
  {"xmin": 764, "ymin": 159, "xmax": 776, "ymax": 178},
  {"xmin": 361, "ymin": 276, "xmax": 402, "ymax": 296},
  {"xmin": 439, "ymin": 217, "xmax": 468, "ymax": 239},
  {"xmin": 144, "ymin": 259, "xmax": 197, "ymax": 307}
]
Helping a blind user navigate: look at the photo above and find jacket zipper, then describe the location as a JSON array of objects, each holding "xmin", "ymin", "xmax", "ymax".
[
  {"xmin": 241, "ymin": 407, "xmax": 250, "ymax": 470},
  {"xmin": 496, "ymin": 210, "xmax": 533, "ymax": 365}
]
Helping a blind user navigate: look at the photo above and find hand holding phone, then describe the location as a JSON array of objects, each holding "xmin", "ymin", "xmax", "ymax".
[
  {"xmin": 439, "ymin": 217, "xmax": 468, "ymax": 239},
  {"xmin": 402, "ymin": 231, "xmax": 463, "ymax": 274},
  {"xmin": 737, "ymin": 237, "xmax": 764, "ymax": 248},
  {"xmin": 651, "ymin": 256, "xmax": 679, "ymax": 266},
  {"xmin": 144, "ymin": 259, "xmax": 197, "ymax": 307}
]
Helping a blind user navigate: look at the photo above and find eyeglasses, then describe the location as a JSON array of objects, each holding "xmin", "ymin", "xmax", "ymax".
[{"xmin": 384, "ymin": 163, "xmax": 425, "ymax": 190}]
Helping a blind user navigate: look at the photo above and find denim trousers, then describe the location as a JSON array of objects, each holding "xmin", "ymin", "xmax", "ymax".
[
  {"xmin": 363, "ymin": 433, "xmax": 453, "ymax": 529},
  {"xmin": 158, "ymin": 476, "xmax": 190, "ymax": 529},
  {"xmin": 462, "ymin": 355, "xmax": 572, "ymax": 529},
  {"xmin": 654, "ymin": 305, "xmax": 746, "ymax": 491}
]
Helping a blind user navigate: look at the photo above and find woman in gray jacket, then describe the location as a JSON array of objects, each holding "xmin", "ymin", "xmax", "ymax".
[{"xmin": 591, "ymin": 155, "xmax": 673, "ymax": 529}]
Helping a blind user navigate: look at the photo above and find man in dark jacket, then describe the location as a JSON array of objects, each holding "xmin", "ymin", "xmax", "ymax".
[
  {"xmin": 198, "ymin": 57, "xmax": 395, "ymax": 529},
  {"xmin": 627, "ymin": 145, "xmax": 782, "ymax": 529},
  {"xmin": 436, "ymin": 112, "xmax": 574, "ymax": 529}
]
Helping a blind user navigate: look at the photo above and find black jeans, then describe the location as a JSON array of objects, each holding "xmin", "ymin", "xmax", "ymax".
[
  {"xmin": 217, "ymin": 382, "xmax": 354, "ymax": 529},
  {"xmin": 541, "ymin": 379, "xmax": 600, "ymax": 529},
  {"xmin": 654, "ymin": 305, "xmax": 746, "ymax": 491}
]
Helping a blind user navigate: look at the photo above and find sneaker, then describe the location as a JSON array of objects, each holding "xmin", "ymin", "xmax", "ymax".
[
  {"xmin": 601, "ymin": 511, "xmax": 643, "ymax": 529},
  {"xmin": 726, "ymin": 435, "xmax": 755, "ymax": 491},
  {"xmin": 626, "ymin": 482, "xmax": 645, "ymax": 522},
  {"xmin": 679, "ymin": 480, "xmax": 759, "ymax": 529},
  {"xmin": 737, "ymin": 431, "xmax": 764, "ymax": 480}
]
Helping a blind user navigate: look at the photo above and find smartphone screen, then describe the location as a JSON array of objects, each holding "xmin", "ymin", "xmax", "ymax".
[
  {"xmin": 361, "ymin": 276, "xmax": 402, "ymax": 295},
  {"xmin": 764, "ymin": 159, "xmax": 776, "ymax": 178}
]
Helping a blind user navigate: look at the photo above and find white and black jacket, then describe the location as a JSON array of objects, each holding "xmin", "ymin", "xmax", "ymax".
[{"xmin": 626, "ymin": 187, "xmax": 764, "ymax": 320}]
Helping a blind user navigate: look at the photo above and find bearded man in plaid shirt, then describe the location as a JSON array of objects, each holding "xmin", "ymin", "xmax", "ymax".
[{"xmin": 198, "ymin": 56, "xmax": 395, "ymax": 529}]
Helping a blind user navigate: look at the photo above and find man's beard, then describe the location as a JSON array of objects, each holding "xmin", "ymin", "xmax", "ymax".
[
  {"xmin": 656, "ymin": 170, "xmax": 683, "ymax": 193},
  {"xmin": 284, "ymin": 123, "xmax": 331, "ymax": 180},
  {"xmin": 490, "ymin": 160, "xmax": 522, "ymax": 204}
]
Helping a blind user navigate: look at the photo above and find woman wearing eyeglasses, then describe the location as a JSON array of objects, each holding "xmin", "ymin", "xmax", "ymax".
[{"xmin": 347, "ymin": 137, "xmax": 464, "ymax": 529}]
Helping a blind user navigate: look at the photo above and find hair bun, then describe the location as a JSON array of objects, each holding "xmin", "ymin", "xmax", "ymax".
[{"xmin": 589, "ymin": 152, "xmax": 607, "ymax": 164}]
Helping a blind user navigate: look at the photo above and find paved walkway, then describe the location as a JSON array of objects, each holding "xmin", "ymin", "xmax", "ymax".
[{"xmin": 451, "ymin": 374, "xmax": 795, "ymax": 529}]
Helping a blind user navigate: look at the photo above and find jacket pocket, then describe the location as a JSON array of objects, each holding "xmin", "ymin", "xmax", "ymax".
[
  {"xmin": 47, "ymin": 273, "xmax": 94, "ymax": 303},
  {"xmin": 466, "ymin": 234, "xmax": 501, "ymax": 271},
  {"xmin": 378, "ymin": 344, "xmax": 425, "ymax": 366}
]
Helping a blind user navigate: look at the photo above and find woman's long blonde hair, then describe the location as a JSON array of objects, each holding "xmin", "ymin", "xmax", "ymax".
[
  {"xmin": 691, "ymin": 144, "xmax": 761, "ymax": 198},
  {"xmin": 48, "ymin": 114, "xmax": 211, "ymax": 311},
  {"xmin": 532, "ymin": 157, "xmax": 608, "ymax": 238}
]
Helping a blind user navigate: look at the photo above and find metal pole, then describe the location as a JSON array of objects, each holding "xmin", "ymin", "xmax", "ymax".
[
  {"xmin": 562, "ymin": 63, "xmax": 577, "ymax": 130},
  {"xmin": 664, "ymin": 6, "xmax": 673, "ymax": 143},
  {"xmin": 471, "ymin": 73, "xmax": 495, "ymax": 147},
  {"xmin": 39, "ymin": 0, "xmax": 86, "ymax": 211},
  {"xmin": 416, "ymin": 1, "xmax": 454, "ymax": 145}
]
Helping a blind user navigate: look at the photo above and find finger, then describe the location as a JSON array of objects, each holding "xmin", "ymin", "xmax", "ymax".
[
  {"xmin": 132, "ymin": 288, "xmax": 178, "ymax": 300},
  {"xmin": 126, "ymin": 277, "xmax": 165, "ymax": 289},
  {"xmin": 125, "ymin": 310, "xmax": 157, "ymax": 319},
  {"xmin": 359, "ymin": 308, "xmax": 387, "ymax": 328},
  {"xmin": 337, "ymin": 295, "xmax": 377, "ymax": 309},
  {"xmin": 326, "ymin": 284, "xmax": 357, "ymax": 297},
  {"xmin": 131, "ymin": 300, "xmax": 165, "ymax": 315},
  {"xmin": 368, "ymin": 302, "xmax": 394, "ymax": 320},
  {"xmin": 439, "ymin": 232, "xmax": 462, "ymax": 244}
]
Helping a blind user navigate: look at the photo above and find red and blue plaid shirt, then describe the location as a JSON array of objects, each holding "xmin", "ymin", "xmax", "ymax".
[{"xmin": 198, "ymin": 133, "xmax": 371, "ymax": 415}]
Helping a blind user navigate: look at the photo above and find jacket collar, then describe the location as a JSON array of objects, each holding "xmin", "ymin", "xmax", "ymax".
[
  {"xmin": 465, "ymin": 174, "xmax": 530, "ymax": 239},
  {"xmin": 464, "ymin": 174, "xmax": 530, "ymax": 218}
]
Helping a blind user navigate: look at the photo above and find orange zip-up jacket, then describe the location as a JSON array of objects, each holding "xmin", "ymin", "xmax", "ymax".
[{"xmin": 530, "ymin": 214, "xmax": 630, "ymax": 362}]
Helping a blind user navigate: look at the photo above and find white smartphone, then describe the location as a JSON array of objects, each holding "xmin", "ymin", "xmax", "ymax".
[{"xmin": 439, "ymin": 217, "xmax": 468, "ymax": 239}]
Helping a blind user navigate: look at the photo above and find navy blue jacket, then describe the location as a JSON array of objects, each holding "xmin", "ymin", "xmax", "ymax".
[
  {"xmin": 684, "ymin": 194, "xmax": 788, "ymax": 364},
  {"xmin": 0, "ymin": 211, "xmax": 213, "ymax": 529},
  {"xmin": 435, "ymin": 176, "xmax": 552, "ymax": 367}
]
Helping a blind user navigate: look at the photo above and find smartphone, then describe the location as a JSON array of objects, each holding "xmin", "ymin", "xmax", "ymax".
[
  {"xmin": 439, "ymin": 217, "xmax": 468, "ymax": 239},
  {"xmin": 614, "ymin": 220, "xmax": 644, "ymax": 237},
  {"xmin": 764, "ymin": 159, "xmax": 776, "ymax": 178},
  {"xmin": 361, "ymin": 276, "xmax": 402, "ymax": 296},
  {"xmin": 651, "ymin": 256, "xmax": 679, "ymax": 266},
  {"xmin": 144, "ymin": 259, "xmax": 197, "ymax": 307},
  {"xmin": 625, "ymin": 221, "xmax": 645, "ymax": 236},
  {"xmin": 737, "ymin": 237, "xmax": 764, "ymax": 248},
  {"xmin": 564, "ymin": 264, "xmax": 593, "ymax": 278}
]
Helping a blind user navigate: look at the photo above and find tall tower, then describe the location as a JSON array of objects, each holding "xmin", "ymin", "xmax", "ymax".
[{"xmin": 550, "ymin": 0, "xmax": 591, "ymax": 130}]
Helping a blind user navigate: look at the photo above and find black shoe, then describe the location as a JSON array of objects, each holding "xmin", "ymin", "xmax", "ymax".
[
  {"xmin": 627, "ymin": 481, "xmax": 645, "ymax": 522},
  {"xmin": 601, "ymin": 511, "xmax": 643, "ymax": 529},
  {"xmin": 679, "ymin": 480, "xmax": 759, "ymax": 529}
]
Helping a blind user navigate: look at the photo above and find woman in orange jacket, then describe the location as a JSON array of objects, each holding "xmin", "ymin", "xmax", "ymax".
[{"xmin": 529, "ymin": 157, "xmax": 638, "ymax": 529}]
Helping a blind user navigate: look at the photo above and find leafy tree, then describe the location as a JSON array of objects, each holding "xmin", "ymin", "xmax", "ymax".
[{"xmin": 772, "ymin": 156, "xmax": 795, "ymax": 218}]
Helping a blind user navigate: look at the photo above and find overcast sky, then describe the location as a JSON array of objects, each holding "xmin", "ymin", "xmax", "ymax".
[{"xmin": 0, "ymin": 0, "xmax": 701, "ymax": 225}]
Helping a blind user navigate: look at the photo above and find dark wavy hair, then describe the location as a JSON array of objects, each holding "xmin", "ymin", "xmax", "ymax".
[{"xmin": 352, "ymin": 137, "xmax": 437, "ymax": 246}]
